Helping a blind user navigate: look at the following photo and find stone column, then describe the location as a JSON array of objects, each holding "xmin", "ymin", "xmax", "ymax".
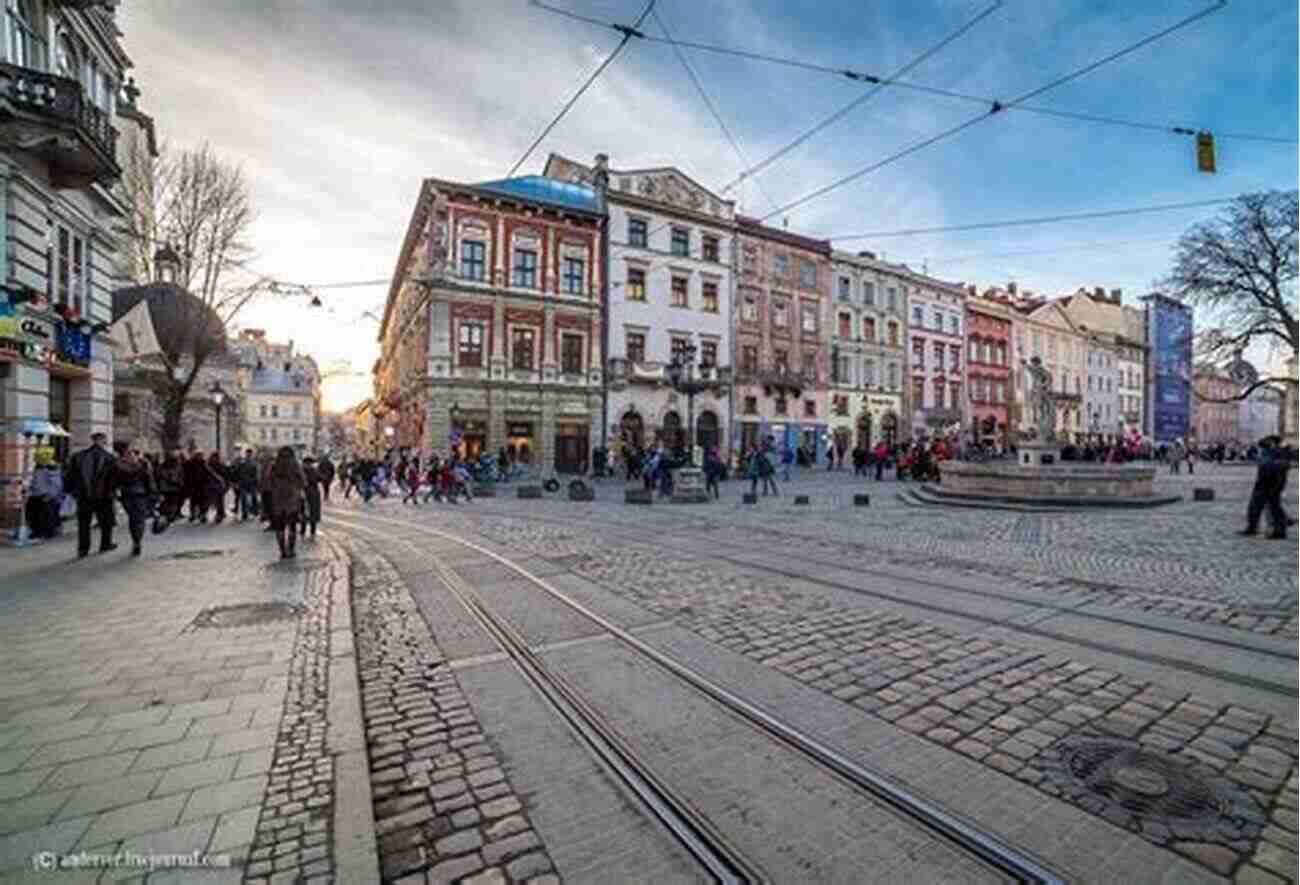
[
  {"xmin": 540, "ymin": 387, "xmax": 556, "ymax": 474},
  {"xmin": 491, "ymin": 300, "xmax": 506, "ymax": 379},
  {"xmin": 487, "ymin": 387, "xmax": 506, "ymax": 459}
]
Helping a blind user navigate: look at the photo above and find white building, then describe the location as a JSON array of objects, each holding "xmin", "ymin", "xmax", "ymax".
[
  {"xmin": 905, "ymin": 273, "xmax": 966, "ymax": 440},
  {"xmin": 1057, "ymin": 287, "xmax": 1146, "ymax": 441},
  {"xmin": 829, "ymin": 250, "xmax": 907, "ymax": 448},
  {"xmin": 544, "ymin": 153, "xmax": 734, "ymax": 454},
  {"xmin": 1239, "ymin": 386, "xmax": 1282, "ymax": 444}
]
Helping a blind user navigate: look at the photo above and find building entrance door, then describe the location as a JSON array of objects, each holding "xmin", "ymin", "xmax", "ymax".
[{"xmin": 554, "ymin": 423, "xmax": 589, "ymax": 474}]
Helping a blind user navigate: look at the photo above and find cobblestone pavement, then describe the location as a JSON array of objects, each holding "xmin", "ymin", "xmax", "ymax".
[
  {"xmin": 338, "ymin": 498, "xmax": 1298, "ymax": 884},
  {"xmin": 0, "ymin": 521, "xmax": 371, "ymax": 884},
  {"xmin": 340, "ymin": 535, "xmax": 560, "ymax": 885}
]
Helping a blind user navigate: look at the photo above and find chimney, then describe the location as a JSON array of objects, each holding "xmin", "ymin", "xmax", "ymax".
[
  {"xmin": 1007, "ymin": 281, "xmax": 1017, "ymax": 295},
  {"xmin": 1110, "ymin": 288, "xmax": 1122, "ymax": 304},
  {"xmin": 1093, "ymin": 286, "xmax": 1105, "ymax": 300}
]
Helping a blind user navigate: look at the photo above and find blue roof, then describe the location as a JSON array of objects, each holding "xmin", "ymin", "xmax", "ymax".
[
  {"xmin": 250, "ymin": 366, "xmax": 312, "ymax": 394},
  {"xmin": 472, "ymin": 175, "xmax": 600, "ymax": 214}
]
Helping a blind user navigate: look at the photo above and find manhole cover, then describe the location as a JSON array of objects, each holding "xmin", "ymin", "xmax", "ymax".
[
  {"xmin": 1039, "ymin": 737, "xmax": 1266, "ymax": 843},
  {"xmin": 160, "ymin": 549, "xmax": 227, "ymax": 561},
  {"xmin": 188, "ymin": 602, "xmax": 302, "ymax": 630}
]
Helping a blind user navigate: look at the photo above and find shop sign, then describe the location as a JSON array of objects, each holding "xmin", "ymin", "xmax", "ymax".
[
  {"xmin": 508, "ymin": 423, "xmax": 534, "ymax": 437},
  {"xmin": 865, "ymin": 395, "xmax": 897, "ymax": 410},
  {"xmin": 55, "ymin": 322, "xmax": 91, "ymax": 367}
]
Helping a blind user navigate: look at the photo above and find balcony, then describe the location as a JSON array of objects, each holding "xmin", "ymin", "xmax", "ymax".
[
  {"xmin": 756, "ymin": 367, "xmax": 809, "ymax": 396},
  {"xmin": 608, "ymin": 357, "xmax": 665, "ymax": 388},
  {"xmin": 0, "ymin": 62, "xmax": 119, "ymax": 189}
]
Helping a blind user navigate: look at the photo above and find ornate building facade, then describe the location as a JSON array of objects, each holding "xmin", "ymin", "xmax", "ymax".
[
  {"xmin": 545, "ymin": 153, "xmax": 734, "ymax": 456},
  {"xmin": 906, "ymin": 273, "xmax": 966, "ymax": 440},
  {"xmin": 377, "ymin": 172, "xmax": 604, "ymax": 474},
  {"xmin": 1192, "ymin": 370, "xmax": 1241, "ymax": 445},
  {"xmin": 1057, "ymin": 286, "xmax": 1146, "ymax": 442},
  {"xmin": 828, "ymin": 250, "xmax": 905, "ymax": 450},
  {"xmin": 733, "ymin": 216, "xmax": 831, "ymax": 459},
  {"xmin": 1011, "ymin": 298, "xmax": 1087, "ymax": 442},
  {"xmin": 965, "ymin": 289, "xmax": 1013, "ymax": 445}
]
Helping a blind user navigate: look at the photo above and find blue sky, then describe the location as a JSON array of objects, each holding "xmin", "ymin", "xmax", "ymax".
[{"xmin": 119, "ymin": 0, "xmax": 1297, "ymax": 409}]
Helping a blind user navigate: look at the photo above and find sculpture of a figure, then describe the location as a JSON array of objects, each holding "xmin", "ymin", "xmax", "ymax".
[{"xmin": 1024, "ymin": 356, "xmax": 1055, "ymax": 442}]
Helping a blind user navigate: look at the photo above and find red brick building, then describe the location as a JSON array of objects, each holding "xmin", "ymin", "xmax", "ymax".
[{"xmin": 965, "ymin": 292, "xmax": 1014, "ymax": 446}]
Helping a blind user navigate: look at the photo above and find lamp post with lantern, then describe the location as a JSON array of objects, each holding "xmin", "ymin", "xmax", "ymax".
[
  {"xmin": 209, "ymin": 382, "xmax": 226, "ymax": 458},
  {"xmin": 663, "ymin": 343, "xmax": 723, "ymax": 503}
]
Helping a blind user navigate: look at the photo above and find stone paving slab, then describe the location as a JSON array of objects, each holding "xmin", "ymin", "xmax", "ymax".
[{"xmin": 0, "ymin": 520, "xmax": 374, "ymax": 883}]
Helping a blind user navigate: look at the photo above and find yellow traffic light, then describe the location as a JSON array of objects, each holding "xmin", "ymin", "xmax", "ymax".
[{"xmin": 1196, "ymin": 131, "xmax": 1216, "ymax": 173}]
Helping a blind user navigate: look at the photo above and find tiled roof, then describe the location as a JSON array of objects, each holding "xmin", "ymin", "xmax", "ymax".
[{"xmin": 471, "ymin": 175, "xmax": 600, "ymax": 214}]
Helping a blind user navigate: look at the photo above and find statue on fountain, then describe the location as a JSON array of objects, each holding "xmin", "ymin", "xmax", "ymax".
[{"xmin": 1024, "ymin": 356, "xmax": 1056, "ymax": 444}]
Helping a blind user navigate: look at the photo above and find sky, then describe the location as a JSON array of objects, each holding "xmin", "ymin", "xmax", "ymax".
[{"xmin": 118, "ymin": 0, "xmax": 1298, "ymax": 411}]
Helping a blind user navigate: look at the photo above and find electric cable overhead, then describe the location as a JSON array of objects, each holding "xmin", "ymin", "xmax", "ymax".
[
  {"xmin": 534, "ymin": 1, "xmax": 1294, "ymax": 146},
  {"xmin": 760, "ymin": 1, "xmax": 1229, "ymax": 222},
  {"xmin": 718, "ymin": 0, "xmax": 1003, "ymax": 195},
  {"xmin": 509, "ymin": 0, "xmax": 656, "ymax": 178},
  {"xmin": 827, "ymin": 197, "xmax": 1237, "ymax": 240},
  {"xmin": 651, "ymin": 6, "xmax": 778, "ymax": 213}
]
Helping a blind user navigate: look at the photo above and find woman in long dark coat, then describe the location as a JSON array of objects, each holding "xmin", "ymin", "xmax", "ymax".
[
  {"xmin": 267, "ymin": 447, "xmax": 306, "ymax": 559},
  {"xmin": 115, "ymin": 445, "xmax": 156, "ymax": 557},
  {"xmin": 299, "ymin": 456, "xmax": 322, "ymax": 540}
]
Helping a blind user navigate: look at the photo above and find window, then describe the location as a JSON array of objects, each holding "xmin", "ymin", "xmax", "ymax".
[
  {"xmin": 702, "ymin": 281, "xmax": 719, "ymax": 313},
  {"xmin": 1048, "ymin": 335, "xmax": 1057, "ymax": 359},
  {"xmin": 932, "ymin": 309, "xmax": 943, "ymax": 330},
  {"xmin": 671, "ymin": 227, "xmax": 689, "ymax": 257},
  {"xmin": 671, "ymin": 276, "xmax": 689, "ymax": 307},
  {"xmin": 113, "ymin": 393, "xmax": 131, "ymax": 417},
  {"xmin": 887, "ymin": 363, "xmax": 898, "ymax": 389},
  {"xmin": 293, "ymin": 428, "xmax": 301, "ymax": 441},
  {"xmin": 700, "ymin": 341, "xmax": 718, "ymax": 366},
  {"xmin": 950, "ymin": 382, "xmax": 961, "ymax": 408},
  {"xmin": 838, "ymin": 313, "xmax": 851, "ymax": 338},
  {"xmin": 804, "ymin": 400, "xmax": 816, "ymax": 418},
  {"xmin": 802, "ymin": 352, "xmax": 816, "ymax": 379},
  {"xmin": 671, "ymin": 337, "xmax": 690, "ymax": 362},
  {"xmin": 271, "ymin": 428, "xmax": 278, "ymax": 442},
  {"xmin": 996, "ymin": 343, "xmax": 1006, "ymax": 366},
  {"xmin": 862, "ymin": 317, "xmax": 876, "ymax": 342},
  {"xmin": 775, "ymin": 396, "xmax": 788, "ymax": 415},
  {"xmin": 271, "ymin": 405, "xmax": 279, "ymax": 418},
  {"xmin": 9, "ymin": 1, "xmax": 44, "ymax": 69},
  {"xmin": 1032, "ymin": 331, "xmax": 1041, "ymax": 356},
  {"xmin": 50, "ymin": 225, "xmax": 86, "ymax": 314},
  {"xmin": 702, "ymin": 235, "xmax": 719, "ymax": 262},
  {"xmin": 912, "ymin": 378, "xmax": 926, "ymax": 409},
  {"xmin": 863, "ymin": 282, "xmax": 875, "ymax": 306},
  {"xmin": 949, "ymin": 315, "xmax": 959, "ymax": 335},
  {"xmin": 995, "ymin": 382, "xmax": 1005, "ymax": 403},
  {"xmin": 260, "ymin": 428, "xmax": 267, "ymax": 441},
  {"xmin": 864, "ymin": 360, "xmax": 876, "ymax": 387},
  {"xmin": 950, "ymin": 345, "xmax": 961, "ymax": 371},
  {"xmin": 836, "ymin": 355, "xmax": 851, "ymax": 384},
  {"xmin": 293, "ymin": 403, "xmax": 301, "ymax": 418},
  {"xmin": 742, "ymin": 296, "xmax": 758, "ymax": 322},
  {"xmin": 912, "ymin": 306, "xmax": 924, "ymax": 325},
  {"xmin": 1088, "ymin": 375, "xmax": 1094, "ymax": 391},
  {"xmin": 458, "ymin": 322, "xmax": 484, "ymax": 367},
  {"xmin": 561, "ymin": 334, "xmax": 583, "ymax": 374},
  {"xmin": 626, "ymin": 268, "xmax": 646, "ymax": 301},
  {"xmin": 887, "ymin": 288, "xmax": 897, "ymax": 311},
  {"xmin": 773, "ymin": 254, "xmax": 788, "ymax": 275},
  {"xmin": 969, "ymin": 339, "xmax": 979, "ymax": 363},
  {"xmin": 562, "ymin": 257, "xmax": 585, "ymax": 294},
  {"xmin": 260, "ymin": 404, "xmax": 268, "ymax": 418},
  {"xmin": 839, "ymin": 277, "xmax": 851, "ymax": 300},
  {"xmin": 512, "ymin": 328, "xmax": 535, "ymax": 370},
  {"xmin": 772, "ymin": 300, "xmax": 787, "ymax": 328},
  {"xmin": 773, "ymin": 349, "xmax": 788, "ymax": 371},
  {"xmin": 933, "ymin": 342, "xmax": 945, "ymax": 369},
  {"xmin": 800, "ymin": 303, "xmax": 817, "ymax": 334},
  {"xmin": 912, "ymin": 338, "xmax": 925, "ymax": 367},
  {"xmin": 833, "ymin": 394, "xmax": 849, "ymax": 415},
  {"xmin": 628, "ymin": 218, "xmax": 648, "ymax": 247},
  {"xmin": 459, "ymin": 240, "xmax": 486, "ymax": 281},
  {"xmin": 743, "ymin": 396, "xmax": 757, "ymax": 414},
  {"xmin": 626, "ymin": 332, "xmax": 646, "ymax": 363},
  {"xmin": 512, "ymin": 248, "xmax": 537, "ymax": 288},
  {"xmin": 933, "ymin": 379, "xmax": 945, "ymax": 408},
  {"xmin": 887, "ymin": 322, "xmax": 898, "ymax": 347},
  {"xmin": 799, "ymin": 258, "xmax": 816, "ymax": 288},
  {"xmin": 740, "ymin": 345, "xmax": 758, "ymax": 374}
]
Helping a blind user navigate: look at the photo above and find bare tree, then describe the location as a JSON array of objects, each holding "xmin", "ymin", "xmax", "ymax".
[
  {"xmin": 1165, "ymin": 190, "xmax": 1298, "ymax": 406},
  {"xmin": 119, "ymin": 141, "xmax": 261, "ymax": 450}
]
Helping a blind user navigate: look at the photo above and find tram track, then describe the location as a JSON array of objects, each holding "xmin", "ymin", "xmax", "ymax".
[
  {"xmin": 360, "ymin": 506, "xmax": 1298, "ymax": 694},
  {"xmin": 329, "ymin": 512, "xmax": 1064, "ymax": 885}
]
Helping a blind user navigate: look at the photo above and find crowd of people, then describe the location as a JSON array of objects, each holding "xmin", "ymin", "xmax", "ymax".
[{"xmin": 29, "ymin": 435, "xmax": 336, "ymax": 560}]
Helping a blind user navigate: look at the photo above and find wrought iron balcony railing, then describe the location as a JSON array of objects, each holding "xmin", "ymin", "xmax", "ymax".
[{"xmin": 0, "ymin": 62, "xmax": 119, "ymax": 188}]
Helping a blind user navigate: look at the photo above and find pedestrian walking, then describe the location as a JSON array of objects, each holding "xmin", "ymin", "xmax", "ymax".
[
  {"xmin": 318, "ymin": 455, "xmax": 335, "ymax": 502},
  {"xmin": 781, "ymin": 444, "xmax": 794, "ymax": 482},
  {"xmin": 203, "ymin": 452, "xmax": 229, "ymax": 524},
  {"xmin": 64, "ymin": 431, "xmax": 117, "ymax": 557},
  {"xmin": 1241, "ymin": 437, "xmax": 1291, "ymax": 540},
  {"xmin": 704, "ymin": 448, "xmax": 723, "ymax": 499},
  {"xmin": 300, "ymin": 456, "xmax": 323, "ymax": 540},
  {"xmin": 402, "ymin": 458, "xmax": 423, "ymax": 506},
  {"xmin": 268, "ymin": 447, "xmax": 306, "ymax": 559},
  {"xmin": 114, "ymin": 444, "xmax": 156, "ymax": 557},
  {"xmin": 234, "ymin": 449, "xmax": 260, "ymax": 521}
]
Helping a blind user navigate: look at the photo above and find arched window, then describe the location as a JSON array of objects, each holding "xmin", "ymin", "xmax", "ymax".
[
  {"xmin": 697, "ymin": 410, "xmax": 719, "ymax": 450},
  {"xmin": 620, "ymin": 410, "xmax": 644, "ymax": 449},
  {"xmin": 661, "ymin": 411, "xmax": 683, "ymax": 449}
]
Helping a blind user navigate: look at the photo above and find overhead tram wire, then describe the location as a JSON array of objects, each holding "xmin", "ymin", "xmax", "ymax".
[
  {"xmin": 651, "ymin": 7, "xmax": 779, "ymax": 214},
  {"xmin": 759, "ymin": 0, "xmax": 1229, "ymax": 223},
  {"xmin": 508, "ymin": 0, "xmax": 657, "ymax": 178},
  {"xmin": 717, "ymin": 0, "xmax": 1005, "ymax": 196},
  {"xmin": 826, "ymin": 197, "xmax": 1237, "ymax": 241},
  {"xmin": 534, "ymin": 1, "xmax": 1294, "ymax": 146}
]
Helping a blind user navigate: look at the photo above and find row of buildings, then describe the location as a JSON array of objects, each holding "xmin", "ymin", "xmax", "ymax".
[
  {"xmin": 370, "ymin": 152, "xmax": 1288, "ymax": 473},
  {"xmin": 0, "ymin": 3, "xmax": 321, "ymax": 530}
]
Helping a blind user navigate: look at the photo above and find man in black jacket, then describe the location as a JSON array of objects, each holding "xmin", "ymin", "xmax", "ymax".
[
  {"xmin": 317, "ymin": 456, "xmax": 336, "ymax": 502},
  {"xmin": 1242, "ymin": 437, "xmax": 1290, "ymax": 540},
  {"xmin": 64, "ymin": 432, "xmax": 118, "ymax": 557}
]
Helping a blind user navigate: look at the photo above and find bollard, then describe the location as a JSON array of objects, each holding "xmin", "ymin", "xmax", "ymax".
[
  {"xmin": 1192, "ymin": 488, "xmax": 1215, "ymax": 501},
  {"xmin": 794, "ymin": 495, "xmax": 810, "ymax": 506},
  {"xmin": 517, "ymin": 485, "xmax": 543, "ymax": 499},
  {"xmin": 854, "ymin": 494, "xmax": 870, "ymax": 507},
  {"xmin": 742, "ymin": 493, "xmax": 758, "ymax": 505}
]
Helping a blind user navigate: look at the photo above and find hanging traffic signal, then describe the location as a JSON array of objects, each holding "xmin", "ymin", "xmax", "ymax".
[{"xmin": 1196, "ymin": 131, "xmax": 1216, "ymax": 173}]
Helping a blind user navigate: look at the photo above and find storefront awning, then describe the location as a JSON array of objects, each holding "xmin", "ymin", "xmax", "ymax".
[{"xmin": 0, "ymin": 418, "xmax": 69, "ymax": 437}]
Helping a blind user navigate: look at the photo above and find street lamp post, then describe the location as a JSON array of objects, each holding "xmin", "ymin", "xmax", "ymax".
[
  {"xmin": 664, "ymin": 344, "xmax": 719, "ymax": 503},
  {"xmin": 209, "ymin": 382, "xmax": 226, "ymax": 458}
]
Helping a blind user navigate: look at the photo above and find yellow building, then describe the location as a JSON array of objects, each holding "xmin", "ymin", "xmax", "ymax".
[{"xmin": 1011, "ymin": 298, "xmax": 1087, "ymax": 442}]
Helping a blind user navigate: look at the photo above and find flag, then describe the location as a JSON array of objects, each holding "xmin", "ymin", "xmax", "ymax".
[{"xmin": 110, "ymin": 299, "xmax": 161, "ymax": 360}]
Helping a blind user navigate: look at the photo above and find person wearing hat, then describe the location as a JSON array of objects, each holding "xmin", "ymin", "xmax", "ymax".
[{"xmin": 64, "ymin": 431, "xmax": 118, "ymax": 557}]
